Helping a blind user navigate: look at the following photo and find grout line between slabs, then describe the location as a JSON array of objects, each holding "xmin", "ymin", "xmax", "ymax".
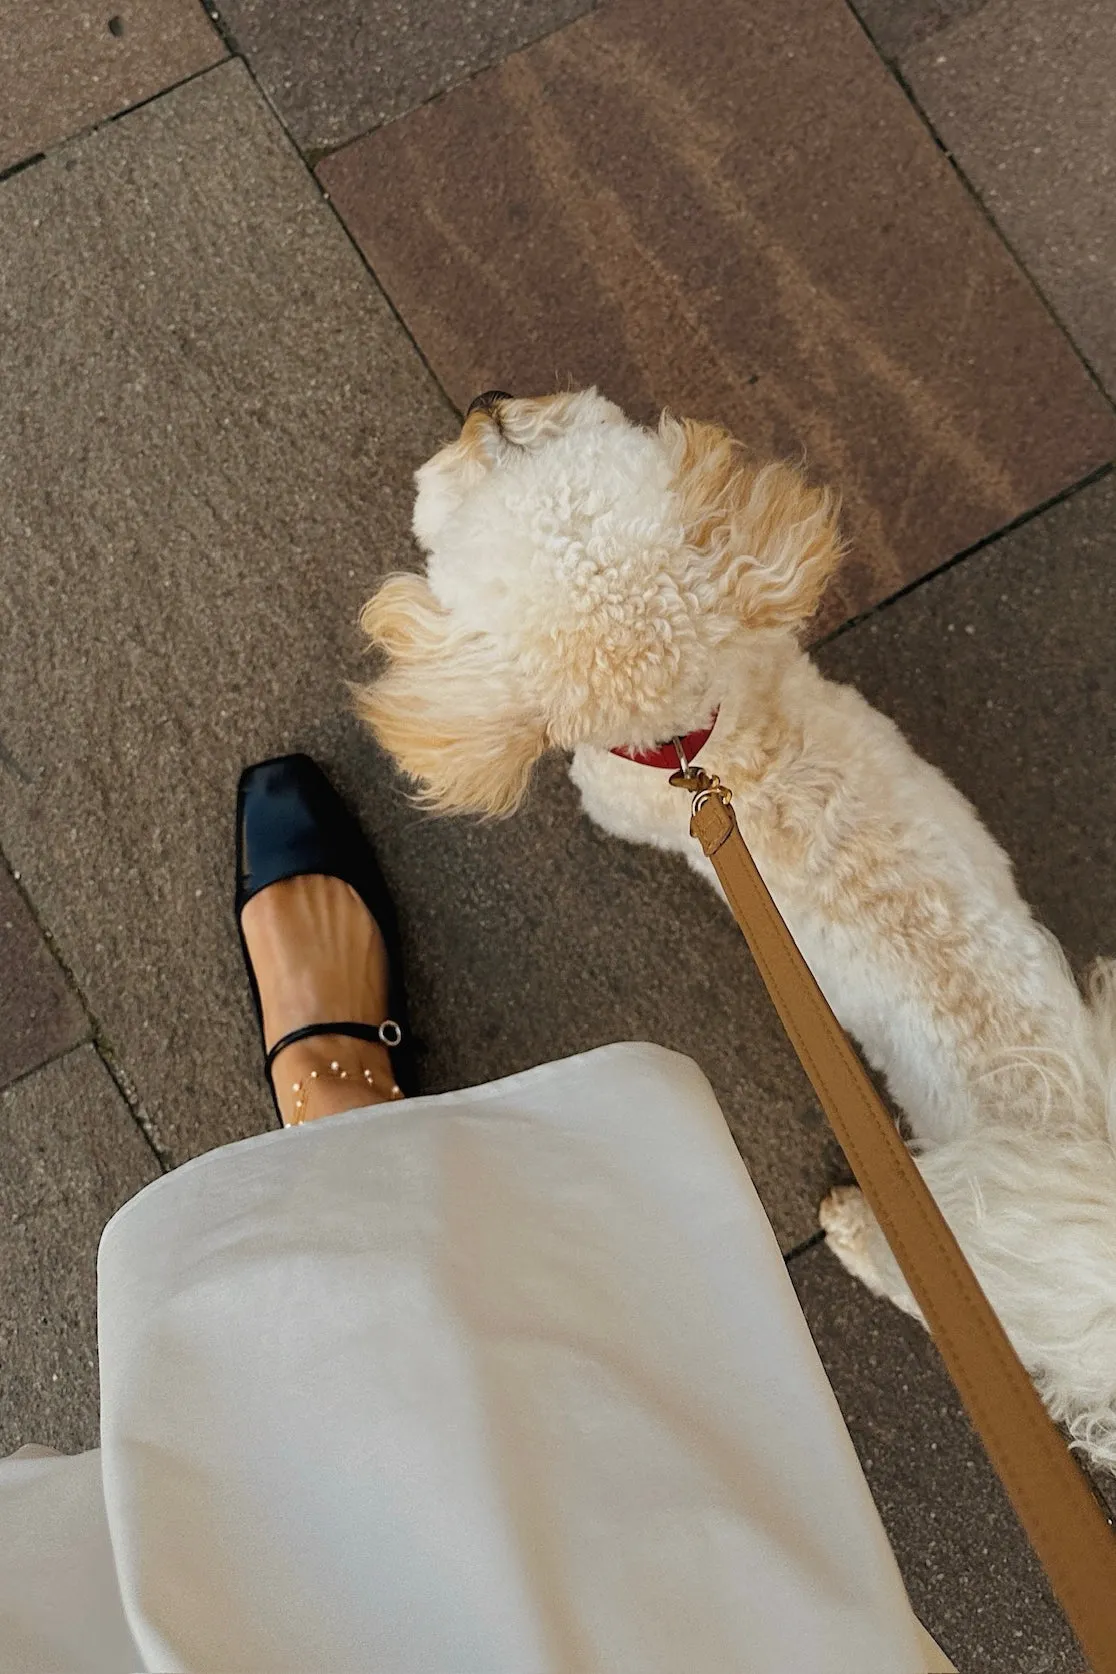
[
  {"xmin": 897, "ymin": 65, "xmax": 1116, "ymax": 416},
  {"xmin": 818, "ymin": 460, "xmax": 1114, "ymax": 649},
  {"xmin": 196, "ymin": 0, "xmax": 241, "ymax": 60},
  {"xmin": 840, "ymin": 0, "xmax": 1116, "ymax": 419},
  {"xmin": 784, "ymin": 1229, "xmax": 826, "ymax": 1266},
  {"xmin": 193, "ymin": 0, "xmax": 603, "ymax": 170},
  {"xmin": 99, "ymin": 56, "xmax": 232, "ymax": 130},
  {"xmin": 0, "ymin": 150, "xmax": 45, "ymax": 186},
  {"xmin": 192, "ymin": 24, "xmax": 467, "ymax": 419},
  {"xmin": 0, "ymin": 841, "xmax": 172, "ymax": 1173},
  {"xmin": 0, "ymin": 1044, "xmax": 95, "ymax": 1102},
  {"xmin": 0, "ymin": 56, "xmax": 231, "ymax": 185},
  {"xmin": 316, "ymin": 181, "xmax": 462, "ymax": 416},
  {"xmin": 285, "ymin": 4, "xmax": 604, "ymax": 169}
]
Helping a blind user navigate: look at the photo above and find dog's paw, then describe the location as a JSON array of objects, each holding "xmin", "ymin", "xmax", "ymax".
[
  {"xmin": 819, "ymin": 1186, "xmax": 890, "ymax": 1292},
  {"xmin": 820, "ymin": 1183, "xmax": 872, "ymax": 1249},
  {"xmin": 819, "ymin": 1185, "xmax": 923, "ymax": 1321},
  {"xmin": 818, "ymin": 1183, "xmax": 866, "ymax": 1232}
]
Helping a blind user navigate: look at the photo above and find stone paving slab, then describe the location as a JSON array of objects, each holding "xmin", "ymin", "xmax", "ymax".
[
  {"xmin": 848, "ymin": 0, "xmax": 987, "ymax": 61},
  {"xmin": 0, "ymin": 0, "xmax": 224, "ymax": 175},
  {"xmin": 217, "ymin": 0, "xmax": 595, "ymax": 157},
  {"xmin": 0, "ymin": 1046, "xmax": 159, "ymax": 1456},
  {"xmin": 0, "ymin": 58, "xmax": 452, "ymax": 1164},
  {"xmin": 0, "ymin": 58, "xmax": 842, "ymax": 1250},
  {"xmin": 790, "ymin": 1242, "xmax": 1087, "ymax": 1672},
  {"xmin": 904, "ymin": 0, "xmax": 1116, "ymax": 402},
  {"xmin": 319, "ymin": 0, "xmax": 1116, "ymax": 633},
  {"xmin": 817, "ymin": 472, "xmax": 1116, "ymax": 974},
  {"xmin": 0, "ymin": 861, "xmax": 87, "ymax": 1089}
]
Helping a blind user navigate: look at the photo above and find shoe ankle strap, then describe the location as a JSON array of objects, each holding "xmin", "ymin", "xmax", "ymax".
[{"xmin": 264, "ymin": 1019, "xmax": 403, "ymax": 1084}]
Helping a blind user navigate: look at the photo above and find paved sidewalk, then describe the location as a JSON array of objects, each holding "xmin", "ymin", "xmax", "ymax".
[{"xmin": 2, "ymin": 2, "xmax": 1115, "ymax": 1667}]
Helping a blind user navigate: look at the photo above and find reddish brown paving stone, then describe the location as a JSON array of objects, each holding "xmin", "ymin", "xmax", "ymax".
[
  {"xmin": 0, "ymin": 860, "xmax": 87, "ymax": 1090},
  {"xmin": 0, "ymin": 0, "xmax": 224, "ymax": 174},
  {"xmin": 319, "ymin": 0, "xmax": 1116, "ymax": 631}
]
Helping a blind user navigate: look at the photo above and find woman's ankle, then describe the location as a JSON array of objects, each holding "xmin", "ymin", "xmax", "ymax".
[{"xmin": 271, "ymin": 1035, "xmax": 402, "ymax": 1125}]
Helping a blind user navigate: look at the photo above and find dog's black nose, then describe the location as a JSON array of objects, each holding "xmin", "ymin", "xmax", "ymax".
[{"xmin": 467, "ymin": 390, "xmax": 512, "ymax": 416}]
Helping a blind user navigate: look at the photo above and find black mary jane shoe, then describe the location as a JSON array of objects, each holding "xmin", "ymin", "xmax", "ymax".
[{"xmin": 235, "ymin": 753, "xmax": 416, "ymax": 1122}]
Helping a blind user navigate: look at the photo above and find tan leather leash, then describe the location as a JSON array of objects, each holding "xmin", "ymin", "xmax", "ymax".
[{"xmin": 671, "ymin": 762, "xmax": 1116, "ymax": 1673}]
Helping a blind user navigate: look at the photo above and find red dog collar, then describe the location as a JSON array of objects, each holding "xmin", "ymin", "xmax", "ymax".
[{"xmin": 611, "ymin": 713, "xmax": 719, "ymax": 772}]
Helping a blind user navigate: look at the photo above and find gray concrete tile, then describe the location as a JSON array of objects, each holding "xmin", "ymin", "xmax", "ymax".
[
  {"xmin": 0, "ymin": 1046, "xmax": 159, "ymax": 1455},
  {"xmin": 0, "ymin": 58, "xmax": 453, "ymax": 1164},
  {"xmin": 0, "ymin": 58, "xmax": 840, "ymax": 1250},
  {"xmin": 319, "ymin": 0, "xmax": 1116, "ymax": 635},
  {"xmin": 817, "ymin": 473, "xmax": 1116, "ymax": 975},
  {"xmin": 847, "ymin": 0, "xmax": 988, "ymax": 61},
  {"xmin": 0, "ymin": 0, "xmax": 224, "ymax": 174},
  {"xmin": 218, "ymin": 0, "xmax": 594, "ymax": 156},
  {"xmin": 904, "ymin": 0, "xmax": 1116, "ymax": 399},
  {"xmin": 0, "ymin": 860, "xmax": 87, "ymax": 1089},
  {"xmin": 790, "ymin": 1242, "xmax": 1087, "ymax": 1671}
]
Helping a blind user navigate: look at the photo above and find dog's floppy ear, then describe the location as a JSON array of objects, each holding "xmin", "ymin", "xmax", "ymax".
[
  {"xmin": 355, "ymin": 574, "xmax": 547, "ymax": 817},
  {"xmin": 662, "ymin": 416, "xmax": 843, "ymax": 630}
]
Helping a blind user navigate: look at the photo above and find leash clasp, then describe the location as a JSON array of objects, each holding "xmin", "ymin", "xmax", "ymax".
[{"xmin": 668, "ymin": 737, "xmax": 733, "ymax": 813}]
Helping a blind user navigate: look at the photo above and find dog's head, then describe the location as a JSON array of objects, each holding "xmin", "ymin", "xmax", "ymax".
[{"xmin": 356, "ymin": 389, "xmax": 842, "ymax": 815}]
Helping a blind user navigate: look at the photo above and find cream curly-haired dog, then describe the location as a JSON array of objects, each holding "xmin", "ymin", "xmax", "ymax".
[{"xmin": 357, "ymin": 388, "xmax": 1116, "ymax": 1469}]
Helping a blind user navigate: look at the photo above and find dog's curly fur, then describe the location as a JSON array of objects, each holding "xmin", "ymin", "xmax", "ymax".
[{"xmin": 357, "ymin": 389, "xmax": 1116, "ymax": 1470}]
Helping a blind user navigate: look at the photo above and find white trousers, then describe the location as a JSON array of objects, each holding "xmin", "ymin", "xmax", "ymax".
[{"xmin": 0, "ymin": 1044, "xmax": 951, "ymax": 1672}]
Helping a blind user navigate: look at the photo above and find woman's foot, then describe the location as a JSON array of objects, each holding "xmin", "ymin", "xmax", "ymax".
[{"xmin": 240, "ymin": 872, "xmax": 404, "ymax": 1125}]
